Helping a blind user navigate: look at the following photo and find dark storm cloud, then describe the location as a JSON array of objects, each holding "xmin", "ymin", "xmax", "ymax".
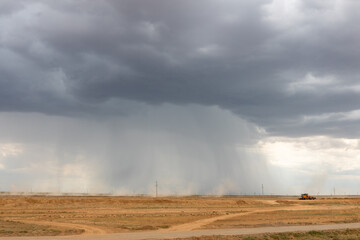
[{"xmin": 1, "ymin": 0, "xmax": 360, "ymax": 137}]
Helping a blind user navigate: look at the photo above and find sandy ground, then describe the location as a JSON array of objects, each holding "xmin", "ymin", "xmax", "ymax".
[{"xmin": 1, "ymin": 195, "xmax": 360, "ymax": 239}]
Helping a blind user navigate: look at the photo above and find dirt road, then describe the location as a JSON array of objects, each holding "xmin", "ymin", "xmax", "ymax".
[{"xmin": 2, "ymin": 222, "xmax": 360, "ymax": 240}]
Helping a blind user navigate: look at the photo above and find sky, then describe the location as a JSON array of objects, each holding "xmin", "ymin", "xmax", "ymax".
[{"xmin": 0, "ymin": 0, "xmax": 360, "ymax": 195}]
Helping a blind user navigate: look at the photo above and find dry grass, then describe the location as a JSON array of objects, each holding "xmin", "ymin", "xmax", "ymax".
[
  {"xmin": 1, "ymin": 195, "xmax": 360, "ymax": 237},
  {"xmin": 0, "ymin": 195, "xmax": 253, "ymax": 236},
  {"xmin": 0, "ymin": 219, "xmax": 83, "ymax": 236},
  {"xmin": 204, "ymin": 209, "xmax": 360, "ymax": 229},
  {"xmin": 169, "ymin": 228, "xmax": 360, "ymax": 239}
]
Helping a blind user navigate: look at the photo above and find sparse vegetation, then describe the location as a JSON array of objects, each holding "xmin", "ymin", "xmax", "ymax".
[
  {"xmin": 169, "ymin": 228, "xmax": 360, "ymax": 239},
  {"xmin": 1, "ymin": 195, "xmax": 360, "ymax": 237},
  {"xmin": 0, "ymin": 219, "xmax": 83, "ymax": 236},
  {"xmin": 205, "ymin": 208, "xmax": 360, "ymax": 229}
]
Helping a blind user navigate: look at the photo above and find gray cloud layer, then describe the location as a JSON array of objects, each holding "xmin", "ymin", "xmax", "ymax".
[{"xmin": 1, "ymin": 0, "xmax": 360, "ymax": 137}]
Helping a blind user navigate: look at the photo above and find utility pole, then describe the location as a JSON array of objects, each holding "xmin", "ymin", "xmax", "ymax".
[
  {"xmin": 155, "ymin": 181, "xmax": 158, "ymax": 198},
  {"xmin": 334, "ymin": 187, "xmax": 336, "ymax": 196},
  {"xmin": 262, "ymin": 184, "xmax": 264, "ymax": 196}
]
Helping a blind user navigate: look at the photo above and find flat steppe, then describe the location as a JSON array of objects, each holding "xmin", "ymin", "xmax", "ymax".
[{"xmin": 1, "ymin": 194, "xmax": 360, "ymax": 238}]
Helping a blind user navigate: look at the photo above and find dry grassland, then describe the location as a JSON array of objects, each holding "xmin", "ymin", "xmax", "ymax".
[
  {"xmin": 1, "ymin": 195, "xmax": 360, "ymax": 237},
  {"xmin": 169, "ymin": 229, "xmax": 360, "ymax": 240}
]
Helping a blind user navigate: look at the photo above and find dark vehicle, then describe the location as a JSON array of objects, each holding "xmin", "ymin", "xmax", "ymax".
[{"xmin": 299, "ymin": 193, "xmax": 316, "ymax": 200}]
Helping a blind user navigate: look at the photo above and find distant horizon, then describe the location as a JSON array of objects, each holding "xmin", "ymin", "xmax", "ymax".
[{"xmin": 1, "ymin": 191, "xmax": 358, "ymax": 198}]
